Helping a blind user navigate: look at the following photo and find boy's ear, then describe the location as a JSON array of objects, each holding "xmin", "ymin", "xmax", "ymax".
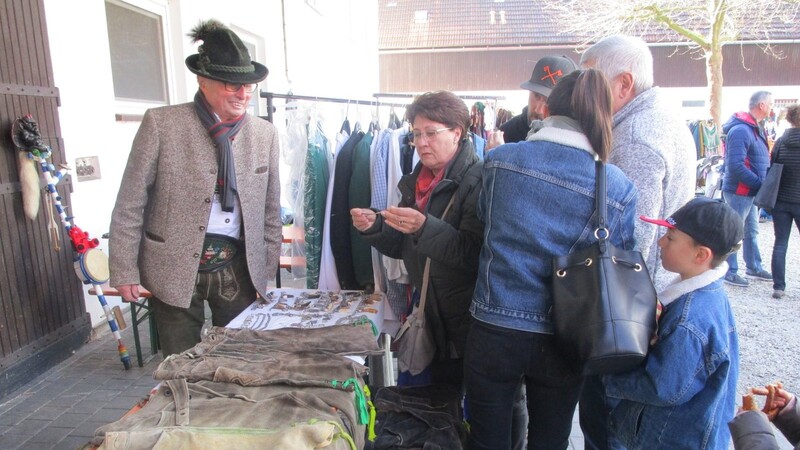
[{"xmin": 696, "ymin": 245, "xmax": 714, "ymax": 265}]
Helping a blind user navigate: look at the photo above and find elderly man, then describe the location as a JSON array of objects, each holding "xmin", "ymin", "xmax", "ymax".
[
  {"xmin": 720, "ymin": 90, "xmax": 774, "ymax": 287},
  {"xmin": 110, "ymin": 19, "xmax": 282, "ymax": 357},
  {"xmin": 578, "ymin": 34, "xmax": 697, "ymax": 450}
]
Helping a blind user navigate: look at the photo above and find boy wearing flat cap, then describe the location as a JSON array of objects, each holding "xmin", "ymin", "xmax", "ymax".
[
  {"xmin": 110, "ymin": 19, "xmax": 282, "ymax": 357},
  {"xmin": 603, "ymin": 197, "xmax": 743, "ymax": 450}
]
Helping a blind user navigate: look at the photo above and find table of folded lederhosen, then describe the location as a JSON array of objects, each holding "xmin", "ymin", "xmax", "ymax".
[
  {"xmin": 227, "ymin": 288, "xmax": 400, "ymax": 386},
  {"xmin": 89, "ymin": 289, "xmax": 400, "ymax": 449}
]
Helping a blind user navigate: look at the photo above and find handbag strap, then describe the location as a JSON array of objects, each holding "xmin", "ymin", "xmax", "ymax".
[
  {"xmin": 594, "ymin": 159, "xmax": 609, "ymax": 249},
  {"xmin": 772, "ymin": 139, "xmax": 782, "ymax": 164},
  {"xmin": 418, "ymin": 191, "xmax": 459, "ymax": 312}
]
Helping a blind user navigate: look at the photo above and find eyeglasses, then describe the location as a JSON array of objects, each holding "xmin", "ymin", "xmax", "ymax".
[
  {"xmin": 410, "ymin": 127, "xmax": 452, "ymax": 145},
  {"xmin": 223, "ymin": 82, "xmax": 258, "ymax": 93}
]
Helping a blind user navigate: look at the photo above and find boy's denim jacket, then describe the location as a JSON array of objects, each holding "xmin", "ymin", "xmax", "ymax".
[
  {"xmin": 604, "ymin": 263, "xmax": 740, "ymax": 450},
  {"xmin": 470, "ymin": 116, "xmax": 638, "ymax": 333}
]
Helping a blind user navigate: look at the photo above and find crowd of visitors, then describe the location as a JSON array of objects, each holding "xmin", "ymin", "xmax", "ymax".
[{"xmin": 106, "ymin": 19, "xmax": 799, "ymax": 448}]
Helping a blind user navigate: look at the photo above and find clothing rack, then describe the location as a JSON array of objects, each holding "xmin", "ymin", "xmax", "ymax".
[
  {"xmin": 261, "ymin": 91, "xmax": 505, "ymax": 124},
  {"xmin": 261, "ymin": 91, "xmax": 409, "ymax": 124},
  {"xmin": 373, "ymin": 92, "xmax": 505, "ymax": 101}
]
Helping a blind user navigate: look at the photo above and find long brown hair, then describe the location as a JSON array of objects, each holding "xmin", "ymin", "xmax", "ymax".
[{"xmin": 546, "ymin": 69, "xmax": 614, "ymax": 161}]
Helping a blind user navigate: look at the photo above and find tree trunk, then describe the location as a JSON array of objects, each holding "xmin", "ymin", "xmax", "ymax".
[{"xmin": 706, "ymin": 44, "xmax": 724, "ymax": 127}]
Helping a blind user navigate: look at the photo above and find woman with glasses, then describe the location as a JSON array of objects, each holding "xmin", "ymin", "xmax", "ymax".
[
  {"xmin": 351, "ymin": 90, "xmax": 483, "ymax": 391},
  {"xmin": 464, "ymin": 69, "xmax": 638, "ymax": 449}
]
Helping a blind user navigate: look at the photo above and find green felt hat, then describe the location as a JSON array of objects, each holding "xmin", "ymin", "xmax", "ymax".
[{"xmin": 185, "ymin": 19, "xmax": 268, "ymax": 84}]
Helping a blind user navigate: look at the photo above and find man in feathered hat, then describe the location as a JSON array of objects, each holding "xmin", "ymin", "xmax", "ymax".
[{"xmin": 109, "ymin": 19, "xmax": 282, "ymax": 356}]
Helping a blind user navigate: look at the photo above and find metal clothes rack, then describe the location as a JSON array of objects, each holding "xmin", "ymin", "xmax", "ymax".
[
  {"xmin": 260, "ymin": 91, "xmax": 506, "ymax": 124},
  {"xmin": 373, "ymin": 92, "xmax": 505, "ymax": 101},
  {"xmin": 260, "ymin": 91, "xmax": 409, "ymax": 124}
]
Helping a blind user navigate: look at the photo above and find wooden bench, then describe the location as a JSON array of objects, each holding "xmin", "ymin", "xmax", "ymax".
[
  {"xmin": 90, "ymin": 226, "xmax": 306, "ymax": 365},
  {"xmin": 88, "ymin": 284, "xmax": 159, "ymax": 368}
]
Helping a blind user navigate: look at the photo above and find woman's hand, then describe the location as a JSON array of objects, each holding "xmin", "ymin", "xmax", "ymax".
[
  {"xmin": 382, "ymin": 206, "xmax": 426, "ymax": 234},
  {"xmin": 350, "ymin": 208, "xmax": 377, "ymax": 232}
]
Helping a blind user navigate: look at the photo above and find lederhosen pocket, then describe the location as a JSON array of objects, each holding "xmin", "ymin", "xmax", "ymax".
[{"xmin": 198, "ymin": 233, "xmax": 243, "ymax": 273}]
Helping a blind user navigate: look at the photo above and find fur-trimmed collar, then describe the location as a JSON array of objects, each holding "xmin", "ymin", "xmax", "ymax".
[
  {"xmin": 527, "ymin": 116, "xmax": 597, "ymax": 157},
  {"xmin": 658, "ymin": 262, "xmax": 728, "ymax": 306}
]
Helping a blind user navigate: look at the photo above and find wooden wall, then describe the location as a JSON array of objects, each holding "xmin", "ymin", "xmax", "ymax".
[
  {"xmin": 379, "ymin": 43, "xmax": 800, "ymax": 92},
  {"xmin": 0, "ymin": 0, "xmax": 91, "ymax": 399}
]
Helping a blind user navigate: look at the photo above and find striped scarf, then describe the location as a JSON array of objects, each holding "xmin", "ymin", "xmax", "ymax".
[{"xmin": 193, "ymin": 90, "xmax": 245, "ymax": 212}]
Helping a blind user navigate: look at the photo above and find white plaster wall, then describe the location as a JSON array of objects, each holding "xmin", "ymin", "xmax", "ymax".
[{"xmin": 43, "ymin": 0, "xmax": 379, "ymax": 327}]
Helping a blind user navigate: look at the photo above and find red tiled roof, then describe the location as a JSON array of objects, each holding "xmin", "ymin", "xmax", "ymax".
[{"xmin": 379, "ymin": 0, "xmax": 800, "ymax": 50}]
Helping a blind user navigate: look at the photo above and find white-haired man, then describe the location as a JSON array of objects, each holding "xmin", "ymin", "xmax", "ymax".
[{"xmin": 578, "ymin": 34, "xmax": 697, "ymax": 450}]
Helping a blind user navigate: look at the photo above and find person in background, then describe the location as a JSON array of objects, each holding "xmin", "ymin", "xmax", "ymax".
[
  {"xmin": 109, "ymin": 19, "xmax": 282, "ymax": 357},
  {"xmin": 578, "ymin": 34, "xmax": 697, "ymax": 449},
  {"xmin": 465, "ymin": 69, "xmax": 637, "ymax": 450},
  {"xmin": 487, "ymin": 55, "xmax": 578, "ymax": 149},
  {"xmin": 769, "ymin": 103, "xmax": 800, "ymax": 299},
  {"xmin": 730, "ymin": 382, "xmax": 800, "ymax": 450},
  {"xmin": 604, "ymin": 197, "xmax": 742, "ymax": 450},
  {"xmin": 720, "ymin": 90, "xmax": 774, "ymax": 287},
  {"xmin": 351, "ymin": 91, "xmax": 483, "ymax": 391}
]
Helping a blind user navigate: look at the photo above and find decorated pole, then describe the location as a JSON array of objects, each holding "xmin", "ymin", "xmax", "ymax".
[{"xmin": 11, "ymin": 115, "xmax": 132, "ymax": 370}]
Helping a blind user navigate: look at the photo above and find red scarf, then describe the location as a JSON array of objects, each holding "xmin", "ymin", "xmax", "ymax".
[{"xmin": 415, "ymin": 166, "xmax": 446, "ymax": 212}]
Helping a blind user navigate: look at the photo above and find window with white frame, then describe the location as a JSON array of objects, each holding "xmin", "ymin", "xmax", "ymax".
[{"xmin": 105, "ymin": 0, "xmax": 169, "ymax": 105}]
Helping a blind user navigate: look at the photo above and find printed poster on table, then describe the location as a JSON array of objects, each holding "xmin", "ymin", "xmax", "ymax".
[{"xmin": 227, "ymin": 289, "xmax": 394, "ymax": 334}]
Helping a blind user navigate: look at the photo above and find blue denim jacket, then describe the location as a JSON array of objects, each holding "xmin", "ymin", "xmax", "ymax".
[
  {"xmin": 604, "ymin": 264, "xmax": 740, "ymax": 450},
  {"xmin": 470, "ymin": 116, "xmax": 638, "ymax": 333}
]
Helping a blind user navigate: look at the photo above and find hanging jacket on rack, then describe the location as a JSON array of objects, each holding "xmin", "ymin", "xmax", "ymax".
[
  {"xmin": 370, "ymin": 128, "xmax": 411, "ymax": 319},
  {"xmin": 318, "ymin": 124, "xmax": 351, "ymax": 291},
  {"xmin": 303, "ymin": 118, "xmax": 331, "ymax": 288},
  {"xmin": 330, "ymin": 130, "xmax": 365, "ymax": 290},
  {"xmin": 349, "ymin": 131, "xmax": 375, "ymax": 290}
]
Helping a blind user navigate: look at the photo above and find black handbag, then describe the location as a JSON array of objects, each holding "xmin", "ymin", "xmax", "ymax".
[
  {"xmin": 552, "ymin": 160, "xmax": 658, "ymax": 375},
  {"xmin": 753, "ymin": 141, "xmax": 784, "ymax": 210}
]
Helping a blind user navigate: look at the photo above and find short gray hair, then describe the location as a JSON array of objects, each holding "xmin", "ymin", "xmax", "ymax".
[
  {"xmin": 579, "ymin": 35, "xmax": 654, "ymax": 94},
  {"xmin": 749, "ymin": 91, "xmax": 772, "ymax": 110}
]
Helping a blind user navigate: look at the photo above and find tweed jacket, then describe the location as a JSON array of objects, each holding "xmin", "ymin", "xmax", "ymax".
[{"xmin": 109, "ymin": 102, "xmax": 282, "ymax": 308}]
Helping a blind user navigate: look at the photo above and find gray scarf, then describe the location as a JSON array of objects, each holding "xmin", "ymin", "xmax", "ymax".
[{"xmin": 194, "ymin": 90, "xmax": 245, "ymax": 212}]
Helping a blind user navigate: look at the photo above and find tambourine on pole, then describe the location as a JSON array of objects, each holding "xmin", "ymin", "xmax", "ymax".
[{"xmin": 11, "ymin": 115, "xmax": 132, "ymax": 370}]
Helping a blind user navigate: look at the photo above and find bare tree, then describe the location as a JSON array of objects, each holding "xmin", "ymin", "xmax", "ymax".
[{"xmin": 543, "ymin": 0, "xmax": 800, "ymax": 126}]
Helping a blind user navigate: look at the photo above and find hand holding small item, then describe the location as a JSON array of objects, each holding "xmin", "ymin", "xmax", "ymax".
[
  {"xmin": 740, "ymin": 381, "xmax": 793, "ymax": 421},
  {"xmin": 381, "ymin": 206, "xmax": 426, "ymax": 234},
  {"xmin": 350, "ymin": 208, "xmax": 377, "ymax": 232}
]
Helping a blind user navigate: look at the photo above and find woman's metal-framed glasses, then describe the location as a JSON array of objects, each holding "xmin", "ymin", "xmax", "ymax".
[
  {"xmin": 223, "ymin": 82, "xmax": 258, "ymax": 93},
  {"xmin": 410, "ymin": 127, "xmax": 452, "ymax": 146}
]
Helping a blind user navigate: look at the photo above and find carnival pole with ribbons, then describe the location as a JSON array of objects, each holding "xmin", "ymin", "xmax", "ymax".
[{"xmin": 11, "ymin": 115, "xmax": 132, "ymax": 369}]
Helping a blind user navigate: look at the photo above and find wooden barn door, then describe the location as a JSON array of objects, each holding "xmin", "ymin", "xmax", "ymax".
[{"xmin": 0, "ymin": 0, "xmax": 91, "ymax": 398}]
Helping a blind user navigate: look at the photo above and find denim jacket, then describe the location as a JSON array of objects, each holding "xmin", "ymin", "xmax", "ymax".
[
  {"xmin": 604, "ymin": 263, "xmax": 740, "ymax": 450},
  {"xmin": 470, "ymin": 116, "xmax": 638, "ymax": 333}
]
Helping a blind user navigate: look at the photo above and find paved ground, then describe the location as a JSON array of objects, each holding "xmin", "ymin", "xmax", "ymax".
[
  {"xmin": 0, "ymin": 318, "xmax": 163, "ymax": 450},
  {"xmin": 1, "ymin": 219, "xmax": 797, "ymax": 449}
]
